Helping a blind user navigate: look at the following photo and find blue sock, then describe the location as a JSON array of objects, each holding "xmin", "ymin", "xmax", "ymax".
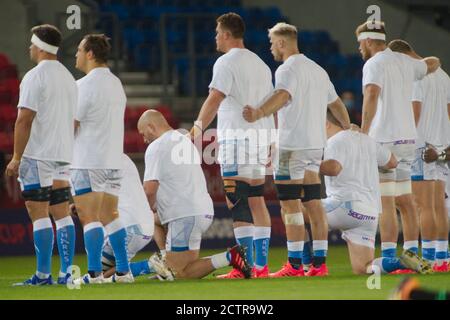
[
  {"xmin": 372, "ymin": 257, "xmax": 405, "ymax": 273},
  {"xmin": 83, "ymin": 222, "xmax": 104, "ymax": 273},
  {"xmin": 55, "ymin": 217, "xmax": 75, "ymax": 274},
  {"xmin": 130, "ymin": 260, "xmax": 155, "ymax": 277},
  {"xmin": 313, "ymin": 240, "xmax": 327, "ymax": 266},
  {"xmin": 105, "ymin": 220, "xmax": 130, "ymax": 273},
  {"xmin": 33, "ymin": 218, "xmax": 54, "ymax": 277},
  {"xmin": 435, "ymin": 240, "xmax": 449, "ymax": 263},
  {"xmin": 381, "ymin": 257, "xmax": 405, "ymax": 273},
  {"xmin": 421, "ymin": 240, "xmax": 435, "ymax": 263},
  {"xmin": 234, "ymin": 226, "xmax": 254, "ymax": 267},
  {"xmin": 254, "ymin": 227, "xmax": 270, "ymax": 269},
  {"xmin": 287, "ymin": 241, "xmax": 303, "ymax": 269},
  {"xmin": 302, "ymin": 241, "xmax": 312, "ymax": 265},
  {"xmin": 381, "ymin": 242, "xmax": 397, "ymax": 258}
]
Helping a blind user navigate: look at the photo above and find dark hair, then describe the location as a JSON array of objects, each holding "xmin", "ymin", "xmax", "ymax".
[
  {"xmin": 31, "ymin": 24, "xmax": 62, "ymax": 47},
  {"xmin": 327, "ymin": 109, "xmax": 343, "ymax": 129},
  {"xmin": 217, "ymin": 12, "xmax": 245, "ymax": 39},
  {"xmin": 82, "ymin": 34, "xmax": 111, "ymax": 63},
  {"xmin": 388, "ymin": 39, "xmax": 414, "ymax": 54},
  {"xmin": 355, "ymin": 21, "xmax": 386, "ymax": 43}
]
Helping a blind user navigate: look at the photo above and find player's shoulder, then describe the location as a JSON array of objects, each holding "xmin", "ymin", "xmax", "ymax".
[{"xmin": 22, "ymin": 64, "xmax": 42, "ymax": 83}]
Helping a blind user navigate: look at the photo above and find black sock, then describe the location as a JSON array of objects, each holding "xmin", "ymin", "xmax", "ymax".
[
  {"xmin": 288, "ymin": 257, "xmax": 302, "ymax": 270},
  {"xmin": 313, "ymin": 256, "xmax": 326, "ymax": 268}
]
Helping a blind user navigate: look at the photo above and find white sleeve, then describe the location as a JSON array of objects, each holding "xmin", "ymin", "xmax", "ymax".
[
  {"xmin": 327, "ymin": 80, "xmax": 339, "ymax": 104},
  {"xmin": 412, "ymin": 80, "xmax": 423, "ymax": 103},
  {"xmin": 274, "ymin": 66, "xmax": 297, "ymax": 98},
  {"xmin": 362, "ymin": 60, "xmax": 383, "ymax": 89},
  {"xmin": 17, "ymin": 71, "xmax": 41, "ymax": 112},
  {"xmin": 412, "ymin": 58, "xmax": 427, "ymax": 81},
  {"xmin": 376, "ymin": 143, "xmax": 391, "ymax": 167},
  {"xmin": 208, "ymin": 60, "xmax": 233, "ymax": 96},
  {"xmin": 143, "ymin": 144, "xmax": 162, "ymax": 182},
  {"xmin": 75, "ymin": 82, "xmax": 92, "ymax": 121},
  {"xmin": 447, "ymin": 77, "xmax": 450, "ymax": 104},
  {"xmin": 323, "ymin": 140, "xmax": 345, "ymax": 167}
]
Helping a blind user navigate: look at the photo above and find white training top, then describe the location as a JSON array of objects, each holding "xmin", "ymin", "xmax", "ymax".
[
  {"xmin": 412, "ymin": 67, "xmax": 450, "ymax": 147},
  {"xmin": 362, "ymin": 48, "xmax": 428, "ymax": 142},
  {"xmin": 143, "ymin": 130, "xmax": 214, "ymax": 224},
  {"xmin": 275, "ymin": 54, "xmax": 338, "ymax": 150},
  {"xmin": 118, "ymin": 154, "xmax": 154, "ymax": 236},
  {"xmin": 209, "ymin": 48, "xmax": 275, "ymax": 146},
  {"xmin": 17, "ymin": 60, "xmax": 77, "ymax": 163},
  {"xmin": 72, "ymin": 67, "xmax": 126, "ymax": 169},
  {"xmin": 324, "ymin": 130, "xmax": 391, "ymax": 215}
]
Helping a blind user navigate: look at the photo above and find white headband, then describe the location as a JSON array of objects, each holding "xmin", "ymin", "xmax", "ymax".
[
  {"xmin": 357, "ymin": 32, "xmax": 386, "ymax": 41},
  {"xmin": 31, "ymin": 34, "xmax": 59, "ymax": 55}
]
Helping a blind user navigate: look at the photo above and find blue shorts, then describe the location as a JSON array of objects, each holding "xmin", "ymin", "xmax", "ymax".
[
  {"xmin": 166, "ymin": 215, "xmax": 213, "ymax": 252},
  {"xmin": 18, "ymin": 157, "xmax": 70, "ymax": 191}
]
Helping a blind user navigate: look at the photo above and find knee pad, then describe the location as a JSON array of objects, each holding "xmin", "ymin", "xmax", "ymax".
[
  {"xmin": 275, "ymin": 184, "xmax": 303, "ymax": 200},
  {"xmin": 302, "ymin": 184, "xmax": 322, "ymax": 202},
  {"xmin": 248, "ymin": 184, "xmax": 264, "ymax": 197},
  {"xmin": 49, "ymin": 187, "xmax": 71, "ymax": 206},
  {"xmin": 22, "ymin": 186, "xmax": 52, "ymax": 202},
  {"xmin": 282, "ymin": 212, "xmax": 304, "ymax": 226},
  {"xmin": 395, "ymin": 180, "xmax": 412, "ymax": 196},
  {"xmin": 223, "ymin": 180, "xmax": 253, "ymax": 224},
  {"xmin": 380, "ymin": 181, "xmax": 396, "ymax": 196}
]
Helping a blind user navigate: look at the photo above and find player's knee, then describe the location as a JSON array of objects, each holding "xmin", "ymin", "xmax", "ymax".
[
  {"xmin": 302, "ymin": 184, "xmax": 322, "ymax": 203},
  {"xmin": 275, "ymin": 184, "xmax": 302, "ymax": 201},
  {"xmin": 49, "ymin": 187, "xmax": 70, "ymax": 206},
  {"xmin": 22, "ymin": 186, "xmax": 52, "ymax": 202},
  {"xmin": 223, "ymin": 180, "xmax": 253, "ymax": 224}
]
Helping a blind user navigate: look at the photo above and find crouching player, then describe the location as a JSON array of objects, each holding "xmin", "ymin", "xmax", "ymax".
[
  {"xmin": 137, "ymin": 110, "xmax": 252, "ymax": 279},
  {"xmin": 321, "ymin": 111, "xmax": 433, "ymax": 275},
  {"xmin": 100, "ymin": 154, "xmax": 157, "ymax": 280}
]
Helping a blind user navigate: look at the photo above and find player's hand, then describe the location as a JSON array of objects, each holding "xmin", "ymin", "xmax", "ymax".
[
  {"xmin": 423, "ymin": 147, "xmax": 438, "ymax": 163},
  {"xmin": 242, "ymin": 105, "xmax": 260, "ymax": 123},
  {"xmin": 5, "ymin": 159, "xmax": 20, "ymax": 177}
]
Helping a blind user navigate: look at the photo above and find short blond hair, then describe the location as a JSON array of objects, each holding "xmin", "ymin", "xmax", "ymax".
[{"xmin": 268, "ymin": 22, "xmax": 297, "ymax": 40}]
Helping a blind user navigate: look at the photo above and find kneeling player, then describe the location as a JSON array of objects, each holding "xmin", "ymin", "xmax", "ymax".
[
  {"xmin": 321, "ymin": 111, "xmax": 433, "ymax": 275},
  {"xmin": 138, "ymin": 110, "xmax": 252, "ymax": 279}
]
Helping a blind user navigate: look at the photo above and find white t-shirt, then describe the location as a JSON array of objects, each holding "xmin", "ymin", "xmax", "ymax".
[
  {"xmin": 17, "ymin": 60, "xmax": 77, "ymax": 163},
  {"xmin": 118, "ymin": 154, "xmax": 154, "ymax": 236},
  {"xmin": 324, "ymin": 130, "xmax": 391, "ymax": 215},
  {"xmin": 412, "ymin": 68, "xmax": 450, "ymax": 147},
  {"xmin": 72, "ymin": 67, "xmax": 126, "ymax": 169},
  {"xmin": 275, "ymin": 54, "xmax": 338, "ymax": 150},
  {"xmin": 209, "ymin": 48, "xmax": 275, "ymax": 146},
  {"xmin": 143, "ymin": 130, "xmax": 214, "ymax": 224},
  {"xmin": 362, "ymin": 48, "xmax": 427, "ymax": 142}
]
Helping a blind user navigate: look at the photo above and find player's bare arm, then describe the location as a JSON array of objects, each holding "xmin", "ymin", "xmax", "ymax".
[
  {"xmin": 190, "ymin": 88, "xmax": 225, "ymax": 139},
  {"xmin": 143, "ymin": 180, "xmax": 159, "ymax": 212},
  {"xmin": 319, "ymin": 159, "xmax": 342, "ymax": 176},
  {"xmin": 242, "ymin": 89, "xmax": 290, "ymax": 123},
  {"xmin": 327, "ymin": 98, "xmax": 351, "ymax": 129},
  {"xmin": 5, "ymin": 107, "xmax": 35, "ymax": 177},
  {"xmin": 361, "ymin": 84, "xmax": 380, "ymax": 134}
]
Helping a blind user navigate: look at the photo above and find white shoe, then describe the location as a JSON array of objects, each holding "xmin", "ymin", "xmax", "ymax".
[
  {"xmin": 112, "ymin": 272, "xmax": 134, "ymax": 283},
  {"xmin": 149, "ymin": 253, "xmax": 175, "ymax": 281},
  {"xmin": 73, "ymin": 273, "xmax": 105, "ymax": 285}
]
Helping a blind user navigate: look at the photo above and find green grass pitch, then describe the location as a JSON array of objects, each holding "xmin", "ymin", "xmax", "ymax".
[{"xmin": 1, "ymin": 246, "xmax": 449, "ymax": 300}]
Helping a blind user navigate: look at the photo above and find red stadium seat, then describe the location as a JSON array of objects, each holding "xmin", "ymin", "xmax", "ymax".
[{"xmin": 0, "ymin": 131, "xmax": 13, "ymax": 153}]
